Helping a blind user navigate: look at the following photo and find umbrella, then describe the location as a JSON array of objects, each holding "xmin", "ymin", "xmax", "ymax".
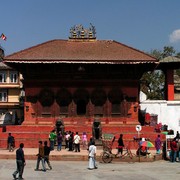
[
  {"xmin": 161, "ymin": 131, "xmax": 168, "ymax": 135},
  {"xmin": 141, "ymin": 141, "xmax": 154, "ymax": 148}
]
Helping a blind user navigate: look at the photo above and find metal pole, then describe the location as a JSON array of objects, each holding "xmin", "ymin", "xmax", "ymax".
[{"xmin": 138, "ymin": 131, "xmax": 140, "ymax": 162}]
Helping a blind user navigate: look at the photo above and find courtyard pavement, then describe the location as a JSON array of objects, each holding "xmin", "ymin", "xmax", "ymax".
[
  {"xmin": 0, "ymin": 159, "xmax": 180, "ymax": 180},
  {"xmin": 0, "ymin": 147, "xmax": 179, "ymax": 180}
]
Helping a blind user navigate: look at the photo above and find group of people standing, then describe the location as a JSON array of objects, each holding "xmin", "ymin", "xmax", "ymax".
[
  {"xmin": 64, "ymin": 131, "xmax": 88, "ymax": 152},
  {"xmin": 49, "ymin": 129, "xmax": 64, "ymax": 151},
  {"xmin": 49, "ymin": 129, "xmax": 88, "ymax": 152}
]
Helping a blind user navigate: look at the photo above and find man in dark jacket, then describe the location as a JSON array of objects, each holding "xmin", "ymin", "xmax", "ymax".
[
  {"xmin": 44, "ymin": 141, "xmax": 52, "ymax": 170},
  {"xmin": 7, "ymin": 133, "xmax": 15, "ymax": 152},
  {"xmin": 12, "ymin": 143, "xmax": 26, "ymax": 180}
]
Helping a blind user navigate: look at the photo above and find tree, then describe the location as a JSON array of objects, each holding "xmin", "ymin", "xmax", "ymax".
[
  {"xmin": 149, "ymin": 49, "xmax": 163, "ymax": 60},
  {"xmin": 141, "ymin": 71, "xmax": 165, "ymax": 100},
  {"xmin": 162, "ymin": 46, "xmax": 176, "ymax": 58}
]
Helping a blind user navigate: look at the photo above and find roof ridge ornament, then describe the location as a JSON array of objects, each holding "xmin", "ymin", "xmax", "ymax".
[{"xmin": 69, "ymin": 23, "xmax": 96, "ymax": 40}]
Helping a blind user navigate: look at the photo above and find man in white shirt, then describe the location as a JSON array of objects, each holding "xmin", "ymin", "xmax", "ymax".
[
  {"xmin": 88, "ymin": 141, "xmax": 97, "ymax": 170},
  {"xmin": 74, "ymin": 132, "xmax": 81, "ymax": 152}
]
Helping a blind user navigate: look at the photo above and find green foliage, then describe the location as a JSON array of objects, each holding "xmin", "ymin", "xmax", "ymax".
[
  {"xmin": 141, "ymin": 71, "xmax": 165, "ymax": 100},
  {"xmin": 175, "ymin": 52, "xmax": 180, "ymax": 77},
  {"xmin": 176, "ymin": 69, "xmax": 180, "ymax": 76},
  {"xmin": 149, "ymin": 49, "xmax": 163, "ymax": 60},
  {"xmin": 162, "ymin": 46, "xmax": 176, "ymax": 58},
  {"xmin": 176, "ymin": 52, "xmax": 180, "ymax": 58}
]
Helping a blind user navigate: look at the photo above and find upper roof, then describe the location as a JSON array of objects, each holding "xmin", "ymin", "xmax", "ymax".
[{"xmin": 4, "ymin": 39, "xmax": 157, "ymax": 64}]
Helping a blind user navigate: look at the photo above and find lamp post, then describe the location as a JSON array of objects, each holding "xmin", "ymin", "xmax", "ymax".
[{"xmin": 136, "ymin": 125, "xmax": 142, "ymax": 162}]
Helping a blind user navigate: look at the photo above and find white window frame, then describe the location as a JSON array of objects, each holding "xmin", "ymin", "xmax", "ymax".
[
  {"xmin": 0, "ymin": 71, "xmax": 6, "ymax": 83},
  {"xmin": 0, "ymin": 90, "xmax": 7, "ymax": 102},
  {"xmin": 10, "ymin": 71, "xmax": 18, "ymax": 83}
]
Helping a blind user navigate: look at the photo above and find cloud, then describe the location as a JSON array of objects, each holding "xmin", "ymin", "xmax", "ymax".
[{"xmin": 169, "ymin": 29, "xmax": 180, "ymax": 43}]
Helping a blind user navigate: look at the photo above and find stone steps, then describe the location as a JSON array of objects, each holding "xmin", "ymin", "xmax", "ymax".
[{"xmin": 0, "ymin": 120, "xmax": 165, "ymax": 148}]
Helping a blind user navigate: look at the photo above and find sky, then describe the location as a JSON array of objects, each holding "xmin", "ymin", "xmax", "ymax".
[{"xmin": 1, "ymin": 0, "xmax": 180, "ymax": 56}]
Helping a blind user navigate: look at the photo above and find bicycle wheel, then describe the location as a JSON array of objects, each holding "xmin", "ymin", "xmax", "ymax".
[
  {"xmin": 128, "ymin": 152, "xmax": 136, "ymax": 163},
  {"xmin": 102, "ymin": 151, "xmax": 113, "ymax": 163}
]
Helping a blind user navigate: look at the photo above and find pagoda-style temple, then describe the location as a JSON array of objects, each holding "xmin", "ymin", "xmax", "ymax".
[{"xmin": 2, "ymin": 25, "xmax": 159, "ymax": 147}]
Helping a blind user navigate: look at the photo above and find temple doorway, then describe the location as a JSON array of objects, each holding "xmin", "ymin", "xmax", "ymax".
[
  {"xmin": 77, "ymin": 99, "xmax": 86, "ymax": 115},
  {"xmin": 92, "ymin": 120, "xmax": 102, "ymax": 140}
]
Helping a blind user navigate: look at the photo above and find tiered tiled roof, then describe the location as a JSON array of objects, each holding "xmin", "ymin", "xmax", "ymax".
[{"xmin": 4, "ymin": 39, "xmax": 157, "ymax": 64}]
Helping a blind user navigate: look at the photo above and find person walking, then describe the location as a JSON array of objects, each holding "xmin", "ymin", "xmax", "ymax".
[
  {"xmin": 12, "ymin": 143, "xmax": 26, "ymax": 180},
  {"xmin": 155, "ymin": 134, "xmax": 162, "ymax": 154},
  {"xmin": 74, "ymin": 132, "xmax": 81, "ymax": 152},
  {"xmin": 49, "ymin": 130, "xmax": 57, "ymax": 151},
  {"xmin": 44, "ymin": 141, "xmax": 52, "ymax": 170},
  {"xmin": 7, "ymin": 133, "xmax": 15, "ymax": 152},
  {"xmin": 34, "ymin": 141, "xmax": 46, "ymax": 171},
  {"xmin": 88, "ymin": 140, "xmax": 97, "ymax": 170},
  {"xmin": 117, "ymin": 134, "xmax": 124, "ymax": 156}
]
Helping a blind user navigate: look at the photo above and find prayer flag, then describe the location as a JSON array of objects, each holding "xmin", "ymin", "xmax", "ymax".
[{"xmin": 1, "ymin": 33, "xmax": 7, "ymax": 41}]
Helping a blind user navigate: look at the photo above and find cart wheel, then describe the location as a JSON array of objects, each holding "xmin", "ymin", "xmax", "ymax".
[{"xmin": 102, "ymin": 151, "xmax": 113, "ymax": 163}]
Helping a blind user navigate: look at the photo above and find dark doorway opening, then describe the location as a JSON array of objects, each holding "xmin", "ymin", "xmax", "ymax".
[
  {"xmin": 92, "ymin": 120, "xmax": 102, "ymax": 140},
  {"xmin": 77, "ymin": 100, "xmax": 86, "ymax": 115}
]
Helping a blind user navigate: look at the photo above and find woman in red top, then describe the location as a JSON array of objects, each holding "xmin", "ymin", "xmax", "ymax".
[{"xmin": 170, "ymin": 138, "xmax": 178, "ymax": 162}]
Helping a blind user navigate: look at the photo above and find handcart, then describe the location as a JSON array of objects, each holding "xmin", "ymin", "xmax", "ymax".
[
  {"xmin": 101, "ymin": 133, "xmax": 115, "ymax": 153},
  {"xmin": 101, "ymin": 134, "xmax": 135, "ymax": 163}
]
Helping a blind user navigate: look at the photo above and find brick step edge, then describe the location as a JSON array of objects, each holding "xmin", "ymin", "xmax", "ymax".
[{"xmin": 0, "ymin": 154, "xmax": 163, "ymax": 162}]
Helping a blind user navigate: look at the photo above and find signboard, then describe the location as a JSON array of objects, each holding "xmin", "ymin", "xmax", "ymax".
[{"xmin": 136, "ymin": 125, "xmax": 142, "ymax": 132}]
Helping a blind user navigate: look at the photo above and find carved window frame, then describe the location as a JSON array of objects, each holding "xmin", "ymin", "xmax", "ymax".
[
  {"xmin": 0, "ymin": 71, "xmax": 6, "ymax": 83},
  {"xmin": 0, "ymin": 89, "xmax": 7, "ymax": 102}
]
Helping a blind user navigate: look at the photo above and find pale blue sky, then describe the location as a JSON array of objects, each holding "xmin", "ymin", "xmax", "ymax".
[{"xmin": 1, "ymin": 0, "xmax": 180, "ymax": 55}]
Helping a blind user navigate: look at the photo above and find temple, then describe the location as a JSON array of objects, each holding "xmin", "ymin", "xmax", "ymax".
[{"xmin": 1, "ymin": 25, "xmax": 163, "ymax": 147}]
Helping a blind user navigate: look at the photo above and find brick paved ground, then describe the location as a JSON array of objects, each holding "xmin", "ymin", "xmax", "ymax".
[{"xmin": 0, "ymin": 159, "xmax": 180, "ymax": 180}]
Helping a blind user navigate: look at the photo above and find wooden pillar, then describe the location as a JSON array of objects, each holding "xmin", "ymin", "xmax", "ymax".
[{"xmin": 166, "ymin": 69, "xmax": 174, "ymax": 100}]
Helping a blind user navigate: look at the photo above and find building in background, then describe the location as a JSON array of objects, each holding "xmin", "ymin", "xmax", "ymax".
[{"xmin": 0, "ymin": 61, "xmax": 24, "ymax": 125}]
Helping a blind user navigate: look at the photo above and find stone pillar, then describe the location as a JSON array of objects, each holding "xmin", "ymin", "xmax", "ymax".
[{"xmin": 166, "ymin": 69, "xmax": 174, "ymax": 100}]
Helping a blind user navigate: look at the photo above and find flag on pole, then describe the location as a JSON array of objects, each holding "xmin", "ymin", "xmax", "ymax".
[{"xmin": 0, "ymin": 33, "xmax": 7, "ymax": 41}]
